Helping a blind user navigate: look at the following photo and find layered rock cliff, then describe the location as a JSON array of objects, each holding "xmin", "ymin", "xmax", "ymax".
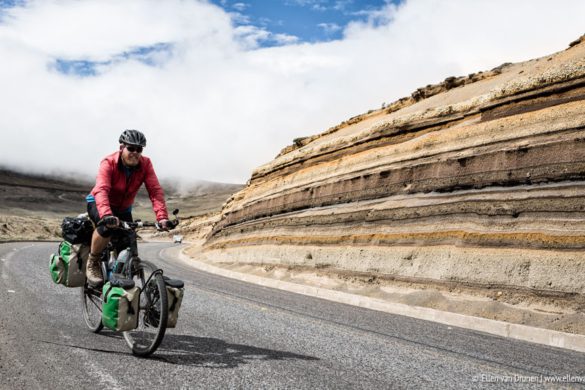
[{"xmin": 204, "ymin": 36, "xmax": 585, "ymax": 298}]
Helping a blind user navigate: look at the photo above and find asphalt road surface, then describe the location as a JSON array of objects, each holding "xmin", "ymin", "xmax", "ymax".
[{"xmin": 1, "ymin": 242, "xmax": 584, "ymax": 389}]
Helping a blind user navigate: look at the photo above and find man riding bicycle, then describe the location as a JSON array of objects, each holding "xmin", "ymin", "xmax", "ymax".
[{"xmin": 85, "ymin": 129, "xmax": 172, "ymax": 286}]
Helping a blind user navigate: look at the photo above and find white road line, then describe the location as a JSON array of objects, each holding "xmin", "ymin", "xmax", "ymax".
[
  {"xmin": 71, "ymin": 348, "xmax": 122, "ymax": 390},
  {"xmin": 7, "ymin": 290, "xmax": 15, "ymax": 293}
]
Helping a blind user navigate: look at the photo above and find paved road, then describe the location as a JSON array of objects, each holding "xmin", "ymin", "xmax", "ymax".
[{"xmin": 0, "ymin": 242, "xmax": 584, "ymax": 389}]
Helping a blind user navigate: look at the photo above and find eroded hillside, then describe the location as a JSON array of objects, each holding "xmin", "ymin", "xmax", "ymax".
[{"xmin": 204, "ymin": 36, "xmax": 585, "ymax": 306}]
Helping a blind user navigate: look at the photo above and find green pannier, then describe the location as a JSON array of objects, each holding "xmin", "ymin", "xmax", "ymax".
[
  {"xmin": 102, "ymin": 280, "xmax": 140, "ymax": 332},
  {"xmin": 49, "ymin": 241, "xmax": 89, "ymax": 287},
  {"xmin": 165, "ymin": 278, "xmax": 185, "ymax": 328}
]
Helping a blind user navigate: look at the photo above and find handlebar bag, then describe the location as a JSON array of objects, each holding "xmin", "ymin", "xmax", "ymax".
[
  {"xmin": 102, "ymin": 282, "xmax": 140, "ymax": 332},
  {"xmin": 49, "ymin": 241, "xmax": 89, "ymax": 287},
  {"xmin": 166, "ymin": 281, "xmax": 185, "ymax": 328},
  {"xmin": 61, "ymin": 216, "xmax": 94, "ymax": 245}
]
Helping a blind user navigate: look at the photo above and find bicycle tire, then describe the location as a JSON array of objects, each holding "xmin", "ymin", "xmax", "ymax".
[
  {"xmin": 81, "ymin": 283, "xmax": 104, "ymax": 333},
  {"xmin": 123, "ymin": 260, "xmax": 168, "ymax": 357}
]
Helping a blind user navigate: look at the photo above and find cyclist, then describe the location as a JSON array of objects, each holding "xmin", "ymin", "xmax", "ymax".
[{"xmin": 85, "ymin": 129, "xmax": 172, "ymax": 286}]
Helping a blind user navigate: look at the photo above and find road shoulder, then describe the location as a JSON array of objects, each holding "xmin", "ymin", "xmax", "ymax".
[{"xmin": 159, "ymin": 243, "xmax": 585, "ymax": 353}]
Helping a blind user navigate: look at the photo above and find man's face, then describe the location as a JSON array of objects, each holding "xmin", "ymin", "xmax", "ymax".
[{"xmin": 121, "ymin": 144, "xmax": 142, "ymax": 167}]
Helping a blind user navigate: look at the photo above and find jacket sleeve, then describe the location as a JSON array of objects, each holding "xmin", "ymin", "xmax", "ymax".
[
  {"xmin": 94, "ymin": 158, "xmax": 114, "ymax": 218},
  {"xmin": 143, "ymin": 159, "xmax": 169, "ymax": 221}
]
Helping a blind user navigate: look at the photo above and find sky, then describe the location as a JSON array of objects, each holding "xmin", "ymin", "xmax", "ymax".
[
  {"xmin": 0, "ymin": 0, "xmax": 583, "ymax": 185},
  {"xmin": 211, "ymin": 0, "xmax": 389, "ymax": 45}
]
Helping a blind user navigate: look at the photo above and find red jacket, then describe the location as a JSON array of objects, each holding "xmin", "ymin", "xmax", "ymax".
[{"xmin": 90, "ymin": 151, "xmax": 169, "ymax": 221}]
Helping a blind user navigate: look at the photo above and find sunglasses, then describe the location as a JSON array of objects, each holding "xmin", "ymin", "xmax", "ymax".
[{"xmin": 126, "ymin": 145, "xmax": 143, "ymax": 153}]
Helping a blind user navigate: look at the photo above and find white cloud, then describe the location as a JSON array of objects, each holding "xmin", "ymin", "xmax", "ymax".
[
  {"xmin": 229, "ymin": 11, "xmax": 251, "ymax": 25},
  {"xmin": 233, "ymin": 24, "xmax": 271, "ymax": 48},
  {"xmin": 0, "ymin": 0, "xmax": 232, "ymax": 60},
  {"xmin": 0, "ymin": 0, "xmax": 584, "ymax": 185},
  {"xmin": 272, "ymin": 33, "xmax": 300, "ymax": 45},
  {"xmin": 287, "ymin": 0, "xmax": 346, "ymax": 11},
  {"xmin": 333, "ymin": 0, "xmax": 353, "ymax": 12},
  {"xmin": 232, "ymin": 24, "xmax": 299, "ymax": 48},
  {"xmin": 232, "ymin": 2, "xmax": 249, "ymax": 12},
  {"xmin": 318, "ymin": 22, "xmax": 342, "ymax": 34},
  {"xmin": 286, "ymin": 0, "xmax": 326, "ymax": 8}
]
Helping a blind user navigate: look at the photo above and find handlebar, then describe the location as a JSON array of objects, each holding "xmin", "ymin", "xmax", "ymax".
[
  {"xmin": 98, "ymin": 208, "xmax": 180, "ymax": 232},
  {"xmin": 122, "ymin": 221, "xmax": 155, "ymax": 229},
  {"xmin": 121, "ymin": 220, "xmax": 179, "ymax": 231}
]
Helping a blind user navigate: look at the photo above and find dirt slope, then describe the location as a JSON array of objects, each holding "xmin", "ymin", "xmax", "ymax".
[{"xmin": 198, "ymin": 35, "xmax": 585, "ymax": 334}]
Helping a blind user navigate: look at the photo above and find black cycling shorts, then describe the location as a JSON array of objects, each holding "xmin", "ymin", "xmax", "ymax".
[{"xmin": 87, "ymin": 202, "xmax": 133, "ymax": 238}]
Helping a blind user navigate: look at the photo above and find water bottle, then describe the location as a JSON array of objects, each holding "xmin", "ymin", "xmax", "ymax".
[
  {"xmin": 115, "ymin": 248, "xmax": 131, "ymax": 275},
  {"xmin": 107, "ymin": 250, "xmax": 117, "ymax": 279}
]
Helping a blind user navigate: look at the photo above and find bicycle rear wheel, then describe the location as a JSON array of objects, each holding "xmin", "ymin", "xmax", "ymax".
[
  {"xmin": 123, "ymin": 260, "xmax": 168, "ymax": 357},
  {"xmin": 81, "ymin": 283, "xmax": 104, "ymax": 333}
]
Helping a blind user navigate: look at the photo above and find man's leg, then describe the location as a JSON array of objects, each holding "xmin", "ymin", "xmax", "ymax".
[
  {"xmin": 86, "ymin": 228, "xmax": 110, "ymax": 286},
  {"xmin": 90, "ymin": 228, "xmax": 110, "ymax": 254}
]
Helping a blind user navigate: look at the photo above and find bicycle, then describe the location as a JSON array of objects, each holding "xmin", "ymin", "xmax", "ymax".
[{"xmin": 81, "ymin": 209, "xmax": 181, "ymax": 357}]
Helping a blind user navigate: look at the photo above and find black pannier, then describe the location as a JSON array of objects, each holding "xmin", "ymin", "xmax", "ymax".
[{"xmin": 61, "ymin": 215, "xmax": 94, "ymax": 244}]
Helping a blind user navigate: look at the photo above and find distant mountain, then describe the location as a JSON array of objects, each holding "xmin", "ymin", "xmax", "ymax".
[
  {"xmin": 0, "ymin": 167, "xmax": 243, "ymax": 219},
  {"xmin": 0, "ymin": 167, "xmax": 93, "ymax": 193}
]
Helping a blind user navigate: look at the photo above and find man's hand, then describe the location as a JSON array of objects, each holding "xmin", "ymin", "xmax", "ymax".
[
  {"xmin": 100, "ymin": 215, "xmax": 120, "ymax": 228},
  {"xmin": 157, "ymin": 219, "xmax": 174, "ymax": 231}
]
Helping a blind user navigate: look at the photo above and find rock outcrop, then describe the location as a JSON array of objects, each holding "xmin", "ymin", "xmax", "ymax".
[{"xmin": 204, "ymin": 36, "xmax": 585, "ymax": 298}]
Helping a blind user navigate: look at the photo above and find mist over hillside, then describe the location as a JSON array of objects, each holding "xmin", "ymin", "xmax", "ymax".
[{"xmin": 0, "ymin": 166, "xmax": 243, "ymax": 220}]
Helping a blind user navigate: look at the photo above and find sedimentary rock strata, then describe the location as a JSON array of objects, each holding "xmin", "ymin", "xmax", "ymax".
[{"xmin": 204, "ymin": 36, "xmax": 585, "ymax": 296}]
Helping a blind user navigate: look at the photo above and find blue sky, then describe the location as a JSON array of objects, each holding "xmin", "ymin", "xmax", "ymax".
[
  {"xmin": 213, "ymin": 0, "xmax": 395, "ymax": 46},
  {"xmin": 0, "ymin": 0, "xmax": 22, "ymax": 18},
  {"xmin": 0, "ymin": 0, "xmax": 24, "ymax": 6}
]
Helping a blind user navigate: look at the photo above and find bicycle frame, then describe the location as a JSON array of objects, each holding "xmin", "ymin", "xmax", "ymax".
[
  {"xmin": 83, "ymin": 209, "xmax": 180, "ymax": 356},
  {"xmin": 101, "ymin": 227, "xmax": 142, "ymax": 279},
  {"xmin": 104, "ymin": 226, "xmax": 167, "ymax": 315}
]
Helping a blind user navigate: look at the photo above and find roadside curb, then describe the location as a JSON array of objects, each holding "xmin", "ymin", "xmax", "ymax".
[{"xmin": 173, "ymin": 247, "xmax": 585, "ymax": 354}]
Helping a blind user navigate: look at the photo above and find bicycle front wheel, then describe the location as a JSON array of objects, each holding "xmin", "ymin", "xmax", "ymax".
[
  {"xmin": 81, "ymin": 282, "xmax": 104, "ymax": 333},
  {"xmin": 123, "ymin": 260, "xmax": 168, "ymax": 357}
]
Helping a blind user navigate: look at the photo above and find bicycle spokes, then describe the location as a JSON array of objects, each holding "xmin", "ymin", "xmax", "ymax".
[
  {"xmin": 122, "ymin": 261, "xmax": 168, "ymax": 357},
  {"xmin": 144, "ymin": 282, "xmax": 162, "ymax": 327}
]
